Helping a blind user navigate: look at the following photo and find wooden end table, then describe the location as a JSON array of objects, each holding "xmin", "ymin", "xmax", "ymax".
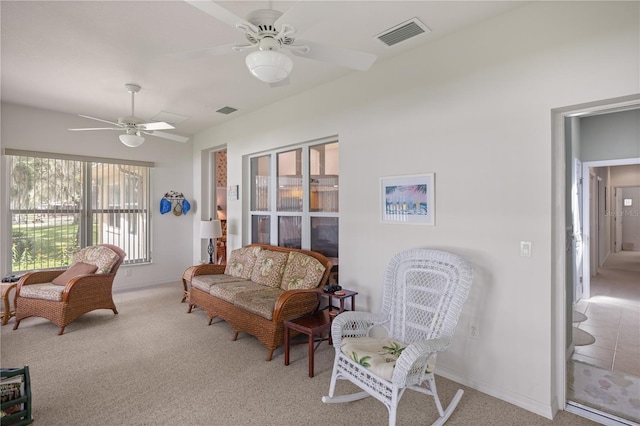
[
  {"xmin": 284, "ymin": 310, "xmax": 332, "ymax": 378},
  {"xmin": 1, "ymin": 283, "xmax": 18, "ymax": 326},
  {"xmin": 324, "ymin": 289, "xmax": 358, "ymax": 314}
]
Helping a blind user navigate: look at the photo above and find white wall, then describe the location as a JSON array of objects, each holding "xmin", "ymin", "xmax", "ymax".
[
  {"xmin": 192, "ymin": 1, "xmax": 639, "ymax": 419},
  {"xmin": 1, "ymin": 103, "xmax": 194, "ymax": 291}
]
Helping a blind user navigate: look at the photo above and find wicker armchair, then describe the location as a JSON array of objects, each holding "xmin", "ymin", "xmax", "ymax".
[
  {"xmin": 13, "ymin": 244, "xmax": 125, "ymax": 335},
  {"xmin": 322, "ymin": 249, "xmax": 473, "ymax": 426}
]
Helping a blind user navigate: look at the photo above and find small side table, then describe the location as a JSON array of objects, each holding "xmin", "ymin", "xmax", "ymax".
[
  {"xmin": 324, "ymin": 289, "xmax": 358, "ymax": 314},
  {"xmin": 1, "ymin": 283, "xmax": 17, "ymax": 326},
  {"xmin": 181, "ymin": 266, "xmax": 198, "ymax": 303},
  {"xmin": 284, "ymin": 310, "xmax": 332, "ymax": 378}
]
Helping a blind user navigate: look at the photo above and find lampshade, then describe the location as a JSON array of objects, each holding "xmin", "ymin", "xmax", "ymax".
[
  {"xmin": 245, "ymin": 50, "xmax": 293, "ymax": 83},
  {"xmin": 119, "ymin": 133, "xmax": 145, "ymax": 147},
  {"xmin": 200, "ymin": 219, "xmax": 223, "ymax": 239}
]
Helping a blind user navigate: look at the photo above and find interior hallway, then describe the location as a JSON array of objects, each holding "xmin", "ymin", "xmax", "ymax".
[{"xmin": 573, "ymin": 250, "xmax": 640, "ymax": 377}]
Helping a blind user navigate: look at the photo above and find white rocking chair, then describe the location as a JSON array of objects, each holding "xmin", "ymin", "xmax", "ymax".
[{"xmin": 322, "ymin": 249, "xmax": 473, "ymax": 426}]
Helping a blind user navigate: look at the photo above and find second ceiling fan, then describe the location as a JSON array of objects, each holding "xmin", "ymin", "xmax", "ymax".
[
  {"xmin": 179, "ymin": 0, "xmax": 378, "ymax": 85},
  {"xmin": 69, "ymin": 84, "xmax": 189, "ymax": 147}
]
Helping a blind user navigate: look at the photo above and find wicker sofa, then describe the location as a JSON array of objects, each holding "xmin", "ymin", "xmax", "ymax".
[{"xmin": 186, "ymin": 244, "xmax": 332, "ymax": 360}]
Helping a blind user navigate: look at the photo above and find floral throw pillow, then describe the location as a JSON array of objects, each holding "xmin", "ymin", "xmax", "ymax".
[
  {"xmin": 280, "ymin": 252, "xmax": 326, "ymax": 291},
  {"xmin": 224, "ymin": 246, "xmax": 262, "ymax": 279},
  {"xmin": 250, "ymin": 250, "xmax": 288, "ymax": 288}
]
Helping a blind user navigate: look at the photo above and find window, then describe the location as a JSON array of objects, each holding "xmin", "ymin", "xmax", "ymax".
[
  {"xmin": 249, "ymin": 140, "xmax": 338, "ymax": 258},
  {"xmin": 6, "ymin": 150, "xmax": 153, "ymax": 273}
]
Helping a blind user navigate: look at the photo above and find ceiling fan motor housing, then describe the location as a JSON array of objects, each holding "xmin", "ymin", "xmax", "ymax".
[{"xmin": 245, "ymin": 9, "xmax": 295, "ymax": 46}]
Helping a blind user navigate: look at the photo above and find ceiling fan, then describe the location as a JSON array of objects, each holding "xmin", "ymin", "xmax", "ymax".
[
  {"xmin": 177, "ymin": 0, "xmax": 378, "ymax": 85},
  {"xmin": 69, "ymin": 84, "xmax": 189, "ymax": 147}
]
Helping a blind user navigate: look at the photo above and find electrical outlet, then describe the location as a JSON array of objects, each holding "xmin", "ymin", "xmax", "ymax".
[
  {"xmin": 469, "ymin": 324, "xmax": 479, "ymax": 340},
  {"xmin": 125, "ymin": 268, "xmax": 132, "ymax": 277},
  {"xmin": 520, "ymin": 241, "xmax": 532, "ymax": 257}
]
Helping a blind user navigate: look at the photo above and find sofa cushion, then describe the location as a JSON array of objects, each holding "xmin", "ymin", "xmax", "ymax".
[
  {"xmin": 19, "ymin": 283, "xmax": 65, "ymax": 301},
  {"xmin": 51, "ymin": 262, "xmax": 98, "ymax": 285},
  {"xmin": 250, "ymin": 250, "xmax": 288, "ymax": 288},
  {"xmin": 72, "ymin": 246, "xmax": 119, "ymax": 274},
  {"xmin": 225, "ymin": 246, "xmax": 262, "ymax": 279},
  {"xmin": 233, "ymin": 287, "xmax": 285, "ymax": 321},
  {"xmin": 280, "ymin": 252, "xmax": 326, "ymax": 290},
  {"xmin": 340, "ymin": 337, "xmax": 436, "ymax": 381},
  {"xmin": 209, "ymin": 280, "xmax": 264, "ymax": 304},
  {"xmin": 191, "ymin": 274, "xmax": 246, "ymax": 293}
]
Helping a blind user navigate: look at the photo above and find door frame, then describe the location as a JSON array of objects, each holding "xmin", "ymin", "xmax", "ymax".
[{"xmin": 551, "ymin": 94, "xmax": 640, "ymax": 418}]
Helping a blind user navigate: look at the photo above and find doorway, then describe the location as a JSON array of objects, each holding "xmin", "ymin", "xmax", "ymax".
[{"xmin": 555, "ymin": 98, "xmax": 640, "ymax": 424}]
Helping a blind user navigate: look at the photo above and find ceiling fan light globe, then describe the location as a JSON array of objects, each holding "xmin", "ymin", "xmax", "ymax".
[
  {"xmin": 245, "ymin": 50, "xmax": 293, "ymax": 83},
  {"xmin": 119, "ymin": 133, "xmax": 145, "ymax": 147}
]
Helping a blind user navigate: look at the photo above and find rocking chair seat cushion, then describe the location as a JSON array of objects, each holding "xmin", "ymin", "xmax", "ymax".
[
  {"xmin": 51, "ymin": 262, "xmax": 98, "ymax": 285},
  {"xmin": 341, "ymin": 337, "xmax": 436, "ymax": 381},
  {"xmin": 19, "ymin": 283, "xmax": 65, "ymax": 301}
]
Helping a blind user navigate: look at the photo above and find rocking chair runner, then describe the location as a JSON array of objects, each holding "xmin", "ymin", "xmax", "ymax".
[{"xmin": 322, "ymin": 249, "xmax": 473, "ymax": 426}]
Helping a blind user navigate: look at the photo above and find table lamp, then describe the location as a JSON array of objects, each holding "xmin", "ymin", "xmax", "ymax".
[{"xmin": 200, "ymin": 219, "xmax": 223, "ymax": 264}]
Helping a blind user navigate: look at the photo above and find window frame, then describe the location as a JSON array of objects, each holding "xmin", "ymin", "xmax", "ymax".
[
  {"xmin": 4, "ymin": 149, "xmax": 154, "ymax": 273},
  {"xmin": 247, "ymin": 138, "xmax": 338, "ymax": 256}
]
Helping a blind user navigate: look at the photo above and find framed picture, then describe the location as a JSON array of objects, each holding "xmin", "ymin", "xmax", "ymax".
[{"xmin": 380, "ymin": 173, "xmax": 435, "ymax": 225}]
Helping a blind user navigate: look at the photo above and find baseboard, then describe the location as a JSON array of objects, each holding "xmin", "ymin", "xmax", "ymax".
[
  {"xmin": 113, "ymin": 280, "xmax": 177, "ymax": 294},
  {"xmin": 436, "ymin": 366, "xmax": 555, "ymax": 420}
]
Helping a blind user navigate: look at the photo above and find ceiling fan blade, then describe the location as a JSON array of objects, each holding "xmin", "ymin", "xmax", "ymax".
[
  {"xmin": 184, "ymin": 0, "xmax": 259, "ymax": 33},
  {"xmin": 144, "ymin": 130, "xmax": 190, "ymax": 143},
  {"xmin": 168, "ymin": 43, "xmax": 240, "ymax": 61},
  {"xmin": 69, "ymin": 127, "xmax": 122, "ymax": 131},
  {"xmin": 78, "ymin": 114, "xmax": 121, "ymax": 127},
  {"xmin": 274, "ymin": 2, "xmax": 328, "ymax": 35},
  {"xmin": 141, "ymin": 121, "xmax": 175, "ymax": 131},
  {"xmin": 290, "ymin": 40, "xmax": 377, "ymax": 71}
]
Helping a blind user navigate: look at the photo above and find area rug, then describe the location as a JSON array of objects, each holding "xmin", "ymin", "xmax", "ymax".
[
  {"xmin": 573, "ymin": 310, "xmax": 587, "ymax": 323},
  {"xmin": 568, "ymin": 360, "xmax": 640, "ymax": 423},
  {"xmin": 573, "ymin": 326, "xmax": 596, "ymax": 346}
]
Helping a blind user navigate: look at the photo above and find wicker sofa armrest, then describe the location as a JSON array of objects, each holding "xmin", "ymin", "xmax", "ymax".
[
  {"xmin": 272, "ymin": 288, "xmax": 322, "ymax": 322},
  {"xmin": 191, "ymin": 264, "xmax": 227, "ymax": 277}
]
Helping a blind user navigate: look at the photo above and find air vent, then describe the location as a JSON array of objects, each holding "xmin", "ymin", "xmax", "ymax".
[
  {"xmin": 216, "ymin": 106, "xmax": 237, "ymax": 115},
  {"xmin": 375, "ymin": 18, "xmax": 430, "ymax": 47}
]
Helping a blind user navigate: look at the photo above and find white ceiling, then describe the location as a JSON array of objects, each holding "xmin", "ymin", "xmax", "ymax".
[{"xmin": 1, "ymin": 1, "xmax": 526, "ymax": 140}]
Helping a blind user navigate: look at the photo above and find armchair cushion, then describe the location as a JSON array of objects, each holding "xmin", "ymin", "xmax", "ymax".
[
  {"xmin": 51, "ymin": 262, "xmax": 98, "ymax": 285},
  {"xmin": 72, "ymin": 246, "xmax": 119, "ymax": 274},
  {"xmin": 280, "ymin": 251, "xmax": 326, "ymax": 290},
  {"xmin": 250, "ymin": 250, "xmax": 288, "ymax": 288},
  {"xmin": 340, "ymin": 337, "xmax": 435, "ymax": 381},
  {"xmin": 19, "ymin": 283, "xmax": 65, "ymax": 302},
  {"xmin": 225, "ymin": 246, "xmax": 262, "ymax": 279}
]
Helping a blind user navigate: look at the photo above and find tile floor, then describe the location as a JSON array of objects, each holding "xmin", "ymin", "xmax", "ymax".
[{"xmin": 572, "ymin": 251, "xmax": 640, "ymax": 377}]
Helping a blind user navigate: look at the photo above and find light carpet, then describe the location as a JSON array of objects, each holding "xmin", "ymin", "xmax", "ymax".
[
  {"xmin": 1, "ymin": 282, "xmax": 598, "ymax": 426},
  {"xmin": 568, "ymin": 360, "xmax": 640, "ymax": 424}
]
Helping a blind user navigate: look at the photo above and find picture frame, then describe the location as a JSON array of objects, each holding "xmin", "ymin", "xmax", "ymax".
[
  {"xmin": 380, "ymin": 173, "xmax": 435, "ymax": 225},
  {"xmin": 228, "ymin": 185, "xmax": 238, "ymax": 200}
]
